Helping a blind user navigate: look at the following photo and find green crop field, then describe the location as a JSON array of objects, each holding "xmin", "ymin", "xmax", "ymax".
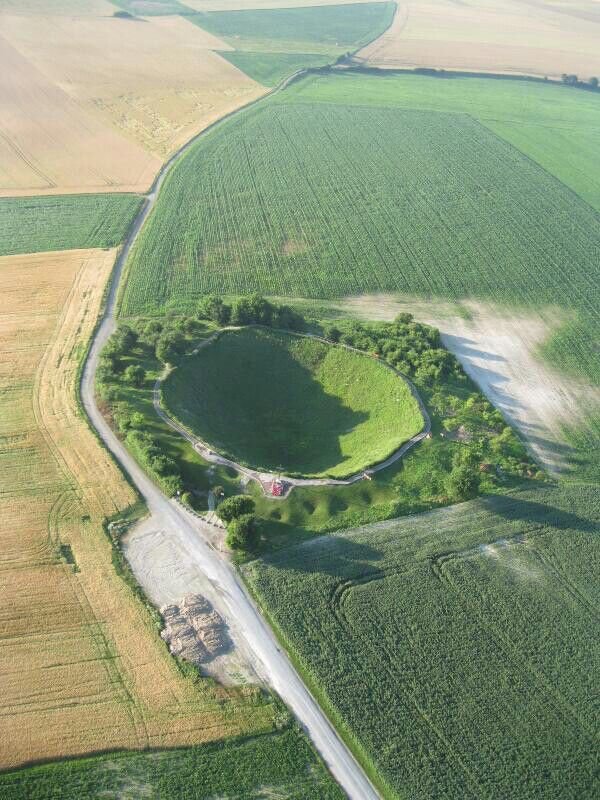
[
  {"xmin": 244, "ymin": 483, "xmax": 600, "ymax": 800},
  {"xmin": 0, "ymin": 727, "xmax": 344, "ymax": 799},
  {"xmin": 161, "ymin": 327, "xmax": 423, "ymax": 478},
  {"xmin": 0, "ymin": 193, "xmax": 142, "ymax": 256},
  {"xmin": 119, "ymin": 86, "xmax": 600, "ymax": 387},
  {"xmin": 188, "ymin": 2, "xmax": 396, "ymax": 55},
  {"xmin": 285, "ymin": 72, "xmax": 600, "ymax": 214},
  {"xmin": 220, "ymin": 50, "xmax": 330, "ymax": 86}
]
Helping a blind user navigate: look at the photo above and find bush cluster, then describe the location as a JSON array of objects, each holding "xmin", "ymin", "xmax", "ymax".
[
  {"xmin": 216, "ymin": 495, "xmax": 259, "ymax": 552},
  {"xmin": 198, "ymin": 294, "xmax": 305, "ymax": 333},
  {"xmin": 324, "ymin": 313, "xmax": 461, "ymax": 383}
]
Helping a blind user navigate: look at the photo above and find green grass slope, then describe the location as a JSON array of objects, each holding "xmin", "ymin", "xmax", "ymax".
[
  {"xmin": 161, "ymin": 327, "xmax": 423, "ymax": 478},
  {"xmin": 188, "ymin": 2, "xmax": 396, "ymax": 55},
  {"xmin": 0, "ymin": 727, "xmax": 344, "ymax": 799},
  {"xmin": 0, "ymin": 193, "xmax": 142, "ymax": 256},
  {"xmin": 244, "ymin": 483, "xmax": 600, "ymax": 800}
]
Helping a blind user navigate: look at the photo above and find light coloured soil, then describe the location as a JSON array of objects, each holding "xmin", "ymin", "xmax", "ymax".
[
  {"xmin": 124, "ymin": 513, "xmax": 261, "ymax": 686},
  {"xmin": 340, "ymin": 295, "xmax": 600, "ymax": 475},
  {"xmin": 0, "ymin": 248, "xmax": 273, "ymax": 769},
  {"xmin": 358, "ymin": 0, "xmax": 600, "ymax": 81},
  {"xmin": 0, "ymin": 10, "xmax": 266, "ymax": 195},
  {"xmin": 0, "ymin": 32, "xmax": 160, "ymax": 196}
]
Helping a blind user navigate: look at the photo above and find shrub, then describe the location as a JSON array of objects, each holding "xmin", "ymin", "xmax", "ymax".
[
  {"xmin": 123, "ymin": 364, "xmax": 146, "ymax": 387},
  {"xmin": 445, "ymin": 464, "xmax": 481, "ymax": 501},
  {"xmin": 217, "ymin": 494, "xmax": 255, "ymax": 523},
  {"xmin": 226, "ymin": 514, "xmax": 258, "ymax": 552},
  {"xmin": 156, "ymin": 331, "xmax": 186, "ymax": 364},
  {"xmin": 198, "ymin": 295, "xmax": 231, "ymax": 325}
]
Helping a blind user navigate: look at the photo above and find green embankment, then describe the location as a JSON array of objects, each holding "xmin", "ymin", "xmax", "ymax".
[
  {"xmin": 161, "ymin": 327, "xmax": 423, "ymax": 479},
  {"xmin": 188, "ymin": 2, "xmax": 396, "ymax": 55},
  {"xmin": 0, "ymin": 193, "xmax": 142, "ymax": 256},
  {"xmin": 244, "ymin": 483, "xmax": 600, "ymax": 800},
  {"xmin": 0, "ymin": 727, "xmax": 344, "ymax": 799}
]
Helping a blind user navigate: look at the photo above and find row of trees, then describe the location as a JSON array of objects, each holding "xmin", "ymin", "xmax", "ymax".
[
  {"xmin": 561, "ymin": 73, "xmax": 599, "ymax": 90},
  {"xmin": 198, "ymin": 294, "xmax": 306, "ymax": 332}
]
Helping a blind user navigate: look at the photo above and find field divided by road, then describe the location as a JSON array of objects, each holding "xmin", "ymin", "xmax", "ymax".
[
  {"xmin": 244, "ymin": 483, "xmax": 600, "ymax": 800},
  {"xmin": 0, "ymin": 193, "xmax": 142, "ymax": 256}
]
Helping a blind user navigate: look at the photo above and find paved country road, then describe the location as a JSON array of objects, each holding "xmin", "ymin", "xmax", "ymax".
[{"xmin": 80, "ymin": 78, "xmax": 381, "ymax": 800}]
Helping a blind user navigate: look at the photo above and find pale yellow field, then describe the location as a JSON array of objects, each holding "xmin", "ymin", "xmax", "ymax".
[
  {"xmin": 0, "ymin": 249, "xmax": 273, "ymax": 768},
  {"xmin": 0, "ymin": 10, "xmax": 266, "ymax": 195},
  {"xmin": 359, "ymin": 0, "xmax": 600, "ymax": 80}
]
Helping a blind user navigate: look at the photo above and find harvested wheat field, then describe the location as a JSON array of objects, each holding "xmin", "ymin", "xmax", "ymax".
[
  {"xmin": 359, "ymin": 0, "xmax": 600, "ymax": 80},
  {"xmin": 0, "ymin": 10, "xmax": 265, "ymax": 196},
  {"xmin": 0, "ymin": 248, "xmax": 274, "ymax": 769}
]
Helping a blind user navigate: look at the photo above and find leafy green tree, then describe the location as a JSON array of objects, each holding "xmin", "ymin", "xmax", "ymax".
[
  {"xmin": 198, "ymin": 295, "xmax": 231, "ymax": 325},
  {"xmin": 445, "ymin": 464, "xmax": 481, "ymax": 501},
  {"xmin": 217, "ymin": 494, "xmax": 255, "ymax": 523},
  {"xmin": 226, "ymin": 514, "xmax": 258, "ymax": 552},
  {"xmin": 156, "ymin": 332, "xmax": 186, "ymax": 364},
  {"xmin": 590, "ymin": 76, "xmax": 599, "ymax": 89},
  {"xmin": 231, "ymin": 294, "xmax": 274, "ymax": 326},
  {"xmin": 123, "ymin": 364, "xmax": 146, "ymax": 387}
]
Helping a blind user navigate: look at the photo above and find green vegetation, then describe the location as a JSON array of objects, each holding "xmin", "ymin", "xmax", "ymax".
[
  {"xmin": 188, "ymin": 2, "xmax": 395, "ymax": 55},
  {"xmin": 0, "ymin": 727, "xmax": 344, "ymax": 799},
  {"xmin": 220, "ymin": 50, "xmax": 329, "ymax": 87},
  {"xmin": 285, "ymin": 71, "xmax": 600, "ymax": 214},
  {"xmin": 99, "ymin": 311, "xmax": 538, "ymax": 550},
  {"xmin": 161, "ymin": 326, "xmax": 424, "ymax": 478},
  {"xmin": 119, "ymin": 87, "xmax": 599, "ymax": 394},
  {"xmin": 0, "ymin": 193, "xmax": 142, "ymax": 256},
  {"xmin": 244, "ymin": 483, "xmax": 600, "ymax": 800}
]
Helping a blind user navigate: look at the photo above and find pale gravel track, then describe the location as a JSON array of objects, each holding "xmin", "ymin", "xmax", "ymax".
[{"xmin": 80, "ymin": 73, "xmax": 381, "ymax": 800}]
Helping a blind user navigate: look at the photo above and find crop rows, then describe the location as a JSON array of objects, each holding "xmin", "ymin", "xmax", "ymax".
[
  {"xmin": 244, "ymin": 484, "xmax": 600, "ymax": 799},
  {"xmin": 0, "ymin": 193, "xmax": 142, "ymax": 256},
  {"xmin": 120, "ymin": 103, "xmax": 599, "ymax": 379}
]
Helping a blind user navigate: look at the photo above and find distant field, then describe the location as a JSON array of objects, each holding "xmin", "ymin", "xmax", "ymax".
[
  {"xmin": 0, "ymin": 248, "xmax": 275, "ymax": 767},
  {"xmin": 0, "ymin": 6, "xmax": 264, "ymax": 193},
  {"xmin": 0, "ymin": 193, "xmax": 141, "ymax": 256},
  {"xmin": 0, "ymin": 727, "xmax": 343, "ymax": 800},
  {"xmin": 162, "ymin": 327, "xmax": 423, "ymax": 478},
  {"xmin": 285, "ymin": 72, "xmax": 600, "ymax": 214},
  {"xmin": 245, "ymin": 483, "xmax": 600, "ymax": 799},
  {"xmin": 359, "ymin": 0, "xmax": 600, "ymax": 80},
  {"xmin": 188, "ymin": 1, "xmax": 396, "ymax": 54}
]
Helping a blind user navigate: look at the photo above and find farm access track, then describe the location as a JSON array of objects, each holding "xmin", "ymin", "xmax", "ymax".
[
  {"xmin": 154, "ymin": 327, "xmax": 431, "ymax": 497},
  {"xmin": 80, "ymin": 61, "xmax": 384, "ymax": 800}
]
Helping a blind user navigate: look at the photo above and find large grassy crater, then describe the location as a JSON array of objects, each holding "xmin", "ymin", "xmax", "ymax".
[{"xmin": 161, "ymin": 327, "xmax": 424, "ymax": 479}]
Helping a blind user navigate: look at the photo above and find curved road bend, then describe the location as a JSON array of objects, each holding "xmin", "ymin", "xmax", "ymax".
[{"xmin": 80, "ymin": 81, "xmax": 381, "ymax": 800}]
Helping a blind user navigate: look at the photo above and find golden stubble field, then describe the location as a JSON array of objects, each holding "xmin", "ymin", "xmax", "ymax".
[
  {"xmin": 0, "ymin": 248, "xmax": 274, "ymax": 769},
  {"xmin": 0, "ymin": 4, "xmax": 266, "ymax": 196},
  {"xmin": 359, "ymin": 0, "xmax": 600, "ymax": 80}
]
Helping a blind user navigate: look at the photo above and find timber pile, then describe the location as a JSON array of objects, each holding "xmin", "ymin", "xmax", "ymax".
[{"xmin": 160, "ymin": 593, "xmax": 230, "ymax": 664}]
